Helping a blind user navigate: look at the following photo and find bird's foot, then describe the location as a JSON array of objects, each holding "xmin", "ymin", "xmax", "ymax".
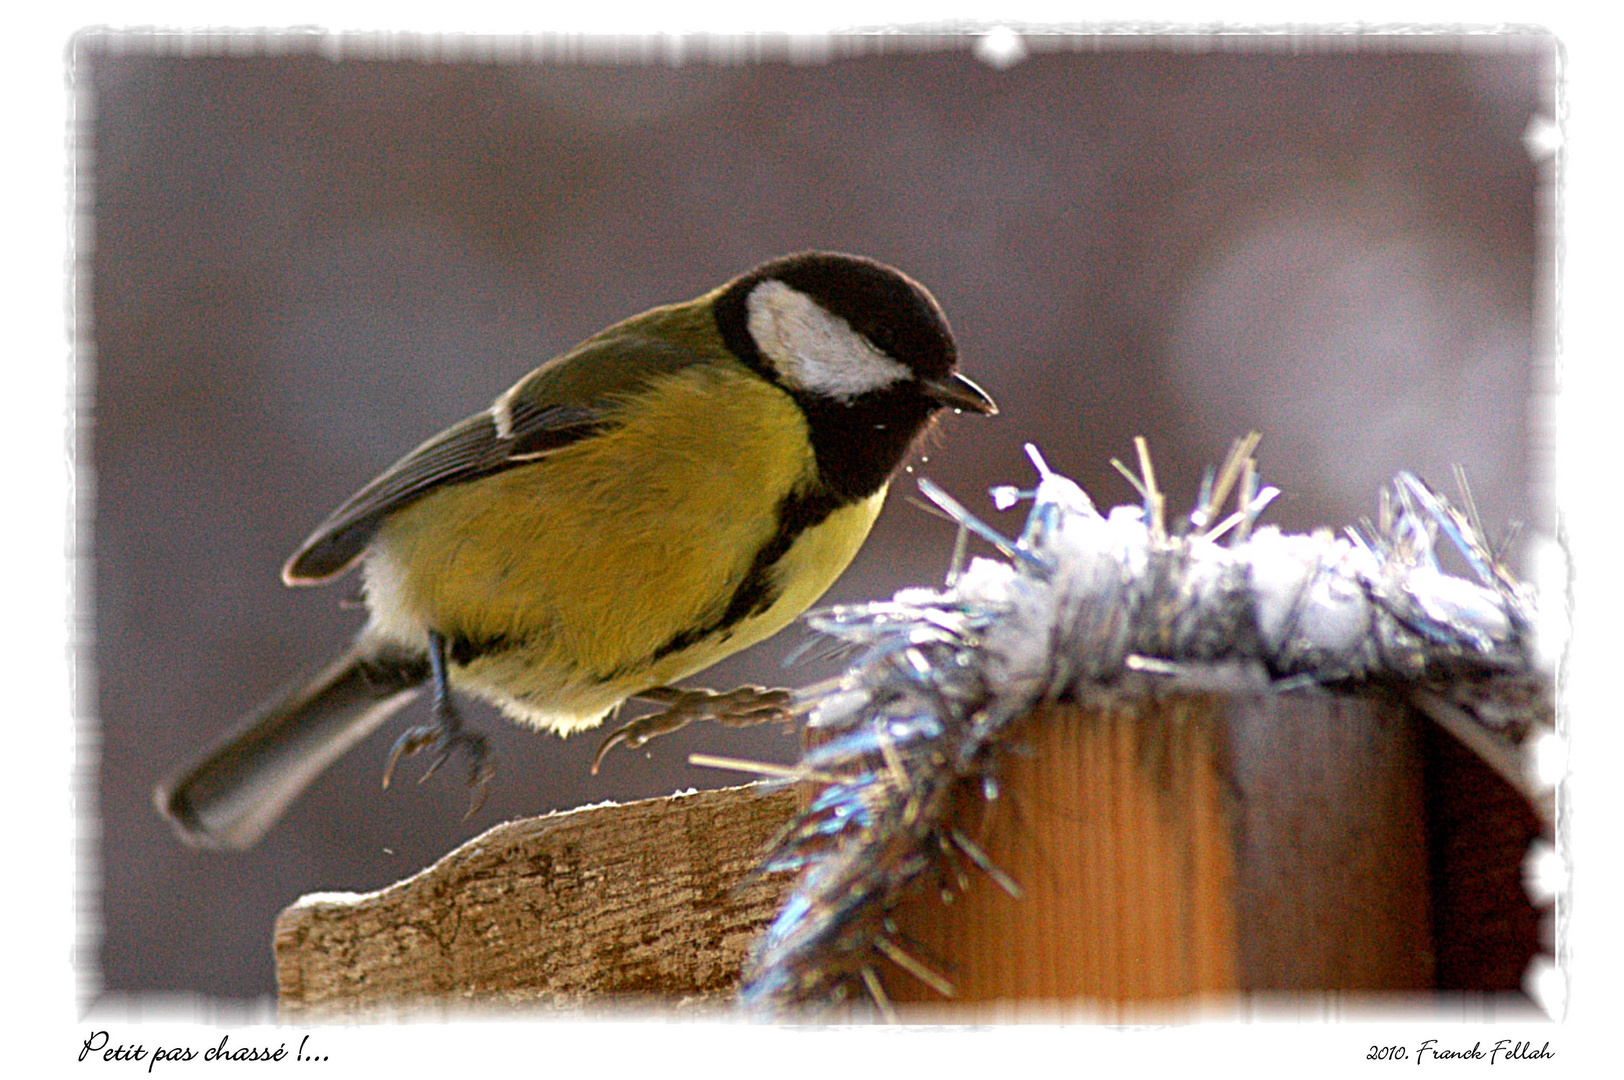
[
  {"xmin": 591, "ymin": 684, "xmax": 792, "ymax": 774},
  {"xmin": 383, "ymin": 706, "xmax": 496, "ymax": 819}
]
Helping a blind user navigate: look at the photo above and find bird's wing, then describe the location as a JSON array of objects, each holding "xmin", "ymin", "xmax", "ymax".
[{"xmin": 282, "ymin": 332, "xmax": 707, "ymax": 583}]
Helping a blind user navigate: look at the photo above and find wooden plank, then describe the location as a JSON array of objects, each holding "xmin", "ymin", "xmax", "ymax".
[{"xmin": 273, "ymin": 783, "xmax": 799, "ymax": 1017}]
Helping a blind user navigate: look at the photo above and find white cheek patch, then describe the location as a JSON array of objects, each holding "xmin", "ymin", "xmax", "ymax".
[{"xmin": 746, "ymin": 279, "xmax": 912, "ymax": 401}]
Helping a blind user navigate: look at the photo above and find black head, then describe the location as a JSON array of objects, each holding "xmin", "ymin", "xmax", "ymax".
[{"xmin": 714, "ymin": 251, "xmax": 996, "ymax": 501}]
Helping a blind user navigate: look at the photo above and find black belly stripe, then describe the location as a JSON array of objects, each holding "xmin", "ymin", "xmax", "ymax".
[
  {"xmin": 435, "ymin": 485, "xmax": 848, "ymax": 684},
  {"xmin": 446, "ymin": 629, "xmax": 521, "ymax": 667},
  {"xmin": 644, "ymin": 485, "xmax": 845, "ymax": 667}
]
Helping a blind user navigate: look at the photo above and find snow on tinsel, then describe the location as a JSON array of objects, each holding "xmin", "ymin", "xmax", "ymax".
[{"xmin": 738, "ymin": 438, "xmax": 1552, "ymax": 1015}]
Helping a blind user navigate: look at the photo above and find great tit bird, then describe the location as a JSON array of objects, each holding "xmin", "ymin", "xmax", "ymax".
[{"xmin": 155, "ymin": 251, "xmax": 997, "ymax": 850}]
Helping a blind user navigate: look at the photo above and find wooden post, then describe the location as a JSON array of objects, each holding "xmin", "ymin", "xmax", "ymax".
[{"xmin": 880, "ymin": 691, "xmax": 1434, "ymax": 1014}]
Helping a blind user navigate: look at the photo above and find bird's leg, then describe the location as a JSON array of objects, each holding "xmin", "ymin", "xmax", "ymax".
[
  {"xmin": 383, "ymin": 630, "xmax": 496, "ymax": 817},
  {"xmin": 590, "ymin": 684, "xmax": 792, "ymax": 774}
]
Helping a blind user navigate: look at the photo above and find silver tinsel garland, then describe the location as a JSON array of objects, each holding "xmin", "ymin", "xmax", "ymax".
[{"xmin": 737, "ymin": 438, "xmax": 1553, "ymax": 1015}]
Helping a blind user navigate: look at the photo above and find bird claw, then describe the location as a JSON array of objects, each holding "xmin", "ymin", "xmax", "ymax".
[
  {"xmin": 379, "ymin": 628, "xmax": 497, "ymax": 816},
  {"xmin": 383, "ymin": 721, "xmax": 495, "ymax": 814},
  {"xmin": 590, "ymin": 685, "xmax": 792, "ymax": 774},
  {"xmin": 382, "ymin": 725, "xmax": 435, "ymax": 789},
  {"xmin": 589, "ymin": 713, "xmax": 680, "ymax": 775}
]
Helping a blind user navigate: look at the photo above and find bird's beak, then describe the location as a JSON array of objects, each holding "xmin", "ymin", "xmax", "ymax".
[{"xmin": 922, "ymin": 371, "xmax": 998, "ymax": 416}]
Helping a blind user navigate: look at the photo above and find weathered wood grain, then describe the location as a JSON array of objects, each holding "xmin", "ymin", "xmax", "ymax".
[{"xmin": 274, "ymin": 783, "xmax": 799, "ymax": 1018}]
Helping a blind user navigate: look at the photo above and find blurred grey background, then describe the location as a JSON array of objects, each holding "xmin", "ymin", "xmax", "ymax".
[{"xmin": 79, "ymin": 32, "xmax": 1555, "ymax": 1001}]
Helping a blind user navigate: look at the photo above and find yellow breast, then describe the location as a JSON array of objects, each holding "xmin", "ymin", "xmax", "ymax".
[{"xmin": 360, "ymin": 362, "xmax": 885, "ymax": 732}]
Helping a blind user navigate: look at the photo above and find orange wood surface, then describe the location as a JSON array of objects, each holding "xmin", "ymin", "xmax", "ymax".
[{"xmin": 882, "ymin": 692, "xmax": 1433, "ymax": 1014}]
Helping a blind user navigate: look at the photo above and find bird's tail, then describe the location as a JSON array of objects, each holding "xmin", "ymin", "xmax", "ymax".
[{"xmin": 155, "ymin": 641, "xmax": 428, "ymax": 850}]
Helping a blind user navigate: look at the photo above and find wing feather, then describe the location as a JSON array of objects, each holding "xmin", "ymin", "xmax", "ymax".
[{"xmin": 281, "ymin": 329, "xmax": 712, "ymax": 584}]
